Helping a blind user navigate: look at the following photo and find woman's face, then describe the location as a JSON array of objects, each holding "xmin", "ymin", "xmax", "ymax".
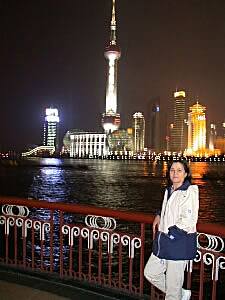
[{"xmin": 169, "ymin": 162, "xmax": 187, "ymax": 186}]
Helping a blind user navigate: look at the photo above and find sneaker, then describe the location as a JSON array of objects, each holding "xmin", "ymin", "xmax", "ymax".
[{"xmin": 182, "ymin": 288, "xmax": 191, "ymax": 300}]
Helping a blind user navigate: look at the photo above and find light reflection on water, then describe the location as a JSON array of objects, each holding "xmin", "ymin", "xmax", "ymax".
[
  {"xmin": 0, "ymin": 158, "xmax": 225, "ymax": 225},
  {"xmin": 1, "ymin": 158, "xmax": 225, "ymax": 296}
]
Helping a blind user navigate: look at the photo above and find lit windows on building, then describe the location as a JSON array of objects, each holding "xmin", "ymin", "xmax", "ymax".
[
  {"xmin": 187, "ymin": 102, "xmax": 206, "ymax": 154},
  {"xmin": 170, "ymin": 91, "xmax": 186, "ymax": 153},
  {"xmin": 107, "ymin": 129, "xmax": 133, "ymax": 152},
  {"xmin": 174, "ymin": 91, "xmax": 186, "ymax": 98},
  {"xmin": 101, "ymin": 113, "xmax": 120, "ymax": 133},
  {"xmin": 63, "ymin": 131, "xmax": 108, "ymax": 158},
  {"xmin": 222, "ymin": 122, "xmax": 225, "ymax": 138},
  {"xmin": 43, "ymin": 108, "xmax": 60, "ymax": 150},
  {"xmin": 148, "ymin": 97, "xmax": 161, "ymax": 153},
  {"xmin": 132, "ymin": 112, "xmax": 145, "ymax": 153},
  {"xmin": 209, "ymin": 123, "xmax": 216, "ymax": 151}
]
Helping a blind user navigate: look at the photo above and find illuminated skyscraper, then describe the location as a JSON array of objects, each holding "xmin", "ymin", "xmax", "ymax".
[
  {"xmin": 43, "ymin": 107, "xmax": 60, "ymax": 150},
  {"xmin": 132, "ymin": 112, "xmax": 145, "ymax": 153},
  {"xmin": 147, "ymin": 97, "xmax": 161, "ymax": 152},
  {"xmin": 187, "ymin": 102, "xmax": 206, "ymax": 154},
  {"xmin": 170, "ymin": 91, "xmax": 186, "ymax": 153},
  {"xmin": 102, "ymin": 0, "xmax": 121, "ymax": 133},
  {"xmin": 209, "ymin": 123, "xmax": 216, "ymax": 151},
  {"xmin": 222, "ymin": 122, "xmax": 225, "ymax": 138}
]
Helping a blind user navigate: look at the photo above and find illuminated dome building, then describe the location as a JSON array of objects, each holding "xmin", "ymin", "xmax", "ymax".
[
  {"xmin": 187, "ymin": 102, "xmax": 206, "ymax": 155},
  {"xmin": 107, "ymin": 129, "xmax": 133, "ymax": 153},
  {"xmin": 43, "ymin": 107, "xmax": 60, "ymax": 150},
  {"xmin": 102, "ymin": 0, "xmax": 121, "ymax": 133}
]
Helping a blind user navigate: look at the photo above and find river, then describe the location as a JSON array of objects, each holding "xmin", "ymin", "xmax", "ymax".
[{"xmin": 0, "ymin": 157, "xmax": 225, "ymax": 225}]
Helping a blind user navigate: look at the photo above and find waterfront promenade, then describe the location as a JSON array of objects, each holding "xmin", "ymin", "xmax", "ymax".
[
  {"xmin": 0, "ymin": 280, "xmax": 119, "ymax": 299},
  {"xmin": 0, "ymin": 268, "xmax": 123, "ymax": 300}
]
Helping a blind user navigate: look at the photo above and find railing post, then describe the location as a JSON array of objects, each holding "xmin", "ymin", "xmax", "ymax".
[
  {"xmin": 118, "ymin": 241, "xmax": 122, "ymax": 289},
  {"xmin": 212, "ymin": 254, "xmax": 217, "ymax": 300},
  {"xmin": 98, "ymin": 237, "xmax": 102, "ymax": 285},
  {"xmin": 23, "ymin": 221, "xmax": 26, "ymax": 267},
  {"xmin": 40, "ymin": 235, "xmax": 44, "ymax": 271},
  {"xmin": 59, "ymin": 210, "xmax": 63, "ymax": 277},
  {"xmin": 14, "ymin": 221, "xmax": 18, "ymax": 265},
  {"xmin": 129, "ymin": 254, "xmax": 133, "ymax": 293},
  {"xmin": 32, "ymin": 223, "xmax": 34, "ymax": 270},
  {"xmin": 5, "ymin": 217, "xmax": 9, "ymax": 264},
  {"xmin": 50, "ymin": 210, "xmax": 54, "ymax": 273},
  {"xmin": 139, "ymin": 223, "xmax": 145, "ymax": 296},
  {"xmin": 88, "ymin": 248, "xmax": 92, "ymax": 281},
  {"xmin": 186, "ymin": 260, "xmax": 192, "ymax": 290},
  {"xmin": 108, "ymin": 231, "xmax": 112, "ymax": 288},
  {"xmin": 78, "ymin": 234, "xmax": 82, "ymax": 280}
]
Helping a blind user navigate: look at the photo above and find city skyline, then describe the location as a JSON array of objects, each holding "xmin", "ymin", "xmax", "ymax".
[{"xmin": 1, "ymin": 0, "xmax": 225, "ymax": 152}]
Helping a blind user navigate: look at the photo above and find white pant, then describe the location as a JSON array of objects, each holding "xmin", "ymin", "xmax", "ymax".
[{"xmin": 144, "ymin": 253, "xmax": 187, "ymax": 300}]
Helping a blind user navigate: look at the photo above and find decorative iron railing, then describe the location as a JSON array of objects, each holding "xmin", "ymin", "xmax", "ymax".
[{"xmin": 0, "ymin": 196, "xmax": 224, "ymax": 299}]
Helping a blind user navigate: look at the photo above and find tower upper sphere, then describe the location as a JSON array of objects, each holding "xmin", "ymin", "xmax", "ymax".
[{"xmin": 104, "ymin": 0, "xmax": 121, "ymax": 58}]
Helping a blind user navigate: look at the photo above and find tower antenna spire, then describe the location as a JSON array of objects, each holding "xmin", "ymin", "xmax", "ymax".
[{"xmin": 110, "ymin": 0, "xmax": 117, "ymax": 46}]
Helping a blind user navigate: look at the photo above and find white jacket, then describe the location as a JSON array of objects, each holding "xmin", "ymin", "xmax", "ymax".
[{"xmin": 159, "ymin": 184, "xmax": 199, "ymax": 234}]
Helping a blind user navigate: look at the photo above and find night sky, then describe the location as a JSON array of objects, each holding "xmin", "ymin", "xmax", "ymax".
[{"xmin": 1, "ymin": 0, "xmax": 225, "ymax": 152}]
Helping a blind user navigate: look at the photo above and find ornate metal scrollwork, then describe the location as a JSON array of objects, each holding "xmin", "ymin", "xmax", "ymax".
[
  {"xmin": 215, "ymin": 256, "xmax": 225, "ymax": 281},
  {"xmin": 62, "ymin": 224, "xmax": 142, "ymax": 258},
  {"xmin": 0, "ymin": 216, "xmax": 6, "ymax": 226},
  {"xmin": 131, "ymin": 237, "xmax": 142, "ymax": 258},
  {"xmin": 85, "ymin": 215, "xmax": 116, "ymax": 231},
  {"xmin": 121, "ymin": 235, "xmax": 142, "ymax": 258},
  {"xmin": 33, "ymin": 221, "xmax": 50, "ymax": 241},
  {"xmin": 197, "ymin": 232, "xmax": 224, "ymax": 252},
  {"xmin": 110, "ymin": 233, "xmax": 120, "ymax": 254},
  {"xmin": 2, "ymin": 205, "xmax": 30, "ymax": 217},
  {"xmin": 195, "ymin": 233, "xmax": 225, "ymax": 280},
  {"xmin": 62, "ymin": 225, "xmax": 80, "ymax": 246},
  {"xmin": 6, "ymin": 217, "xmax": 15, "ymax": 235}
]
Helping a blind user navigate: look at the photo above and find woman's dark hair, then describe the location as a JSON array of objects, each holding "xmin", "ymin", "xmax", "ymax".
[{"xmin": 166, "ymin": 160, "xmax": 192, "ymax": 185}]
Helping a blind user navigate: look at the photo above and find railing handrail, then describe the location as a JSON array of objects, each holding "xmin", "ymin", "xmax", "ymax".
[
  {"xmin": 0, "ymin": 196, "xmax": 155, "ymax": 224},
  {"xmin": 0, "ymin": 196, "xmax": 225, "ymax": 237}
]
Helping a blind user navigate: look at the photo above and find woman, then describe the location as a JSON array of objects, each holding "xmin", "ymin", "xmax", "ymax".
[{"xmin": 144, "ymin": 160, "xmax": 199, "ymax": 300}]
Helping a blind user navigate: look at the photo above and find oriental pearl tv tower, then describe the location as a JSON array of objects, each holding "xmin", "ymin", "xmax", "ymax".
[{"xmin": 102, "ymin": 0, "xmax": 121, "ymax": 133}]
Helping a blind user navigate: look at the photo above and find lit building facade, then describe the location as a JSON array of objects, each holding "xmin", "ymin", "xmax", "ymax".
[
  {"xmin": 170, "ymin": 91, "xmax": 186, "ymax": 153},
  {"xmin": 222, "ymin": 122, "xmax": 225, "ymax": 138},
  {"xmin": 213, "ymin": 122, "xmax": 225, "ymax": 155},
  {"xmin": 214, "ymin": 138, "xmax": 225, "ymax": 154},
  {"xmin": 102, "ymin": 0, "xmax": 121, "ymax": 133},
  {"xmin": 132, "ymin": 112, "xmax": 145, "ymax": 153},
  {"xmin": 107, "ymin": 129, "xmax": 133, "ymax": 152},
  {"xmin": 209, "ymin": 123, "xmax": 217, "ymax": 151},
  {"xmin": 187, "ymin": 102, "xmax": 206, "ymax": 155},
  {"xmin": 63, "ymin": 131, "xmax": 108, "ymax": 158},
  {"xmin": 43, "ymin": 107, "xmax": 60, "ymax": 150},
  {"xmin": 148, "ymin": 97, "xmax": 161, "ymax": 152}
]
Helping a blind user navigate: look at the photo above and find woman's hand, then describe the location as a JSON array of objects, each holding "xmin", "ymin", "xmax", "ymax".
[{"xmin": 153, "ymin": 215, "xmax": 160, "ymax": 235}]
